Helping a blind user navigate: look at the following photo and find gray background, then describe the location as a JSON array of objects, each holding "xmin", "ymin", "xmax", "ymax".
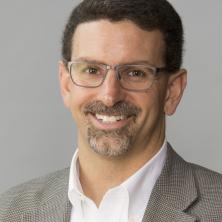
[{"xmin": 0, "ymin": 0, "xmax": 221, "ymax": 193}]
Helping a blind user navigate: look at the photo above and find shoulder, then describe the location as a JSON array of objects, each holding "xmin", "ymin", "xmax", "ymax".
[
  {"xmin": 172, "ymin": 147, "xmax": 222, "ymax": 196},
  {"xmin": 185, "ymin": 162, "xmax": 222, "ymax": 218},
  {"xmin": 0, "ymin": 168, "xmax": 70, "ymax": 221},
  {"xmin": 168, "ymin": 146, "xmax": 222, "ymax": 218},
  {"xmin": 189, "ymin": 162, "xmax": 222, "ymax": 196},
  {"xmin": 167, "ymin": 145, "xmax": 222, "ymax": 200},
  {"xmin": 168, "ymin": 145, "xmax": 222, "ymax": 191}
]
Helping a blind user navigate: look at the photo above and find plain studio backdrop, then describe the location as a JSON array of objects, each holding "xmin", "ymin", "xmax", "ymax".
[{"xmin": 0, "ymin": 0, "xmax": 222, "ymax": 193}]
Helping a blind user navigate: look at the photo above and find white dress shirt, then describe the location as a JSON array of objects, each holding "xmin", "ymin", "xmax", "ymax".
[{"xmin": 68, "ymin": 141, "xmax": 167, "ymax": 222}]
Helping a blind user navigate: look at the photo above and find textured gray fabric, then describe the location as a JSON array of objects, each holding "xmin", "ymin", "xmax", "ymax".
[
  {"xmin": 0, "ymin": 168, "xmax": 72, "ymax": 222},
  {"xmin": 1, "ymin": 145, "xmax": 222, "ymax": 221},
  {"xmin": 142, "ymin": 145, "xmax": 222, "ymax": 222}
]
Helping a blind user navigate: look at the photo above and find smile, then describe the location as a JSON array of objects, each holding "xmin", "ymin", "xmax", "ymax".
[
  {"xmin": 95, "ymin": 114, "xmax": 126, "ymax": 123},
  {"xmin": 88, "ymin": 113, "xmax": 132, "ymax": 130}
]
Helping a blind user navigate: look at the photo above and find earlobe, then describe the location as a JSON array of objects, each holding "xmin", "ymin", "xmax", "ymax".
[
  {"xmin": 164, "ymin": 69, "xmax": 187, "ymax": 116},
  {"xmin": 58, "ymin": 61, "xmax": 72, "ymax": 108}
]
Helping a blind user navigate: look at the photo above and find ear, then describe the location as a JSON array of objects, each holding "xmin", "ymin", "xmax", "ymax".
[
  {"xmin": 58, "ymin": 61, "xmax": 72, "ymax": 108},
  {"xmin": 164, "ymin": 69, "xmax": 187, "ymax": 116}
]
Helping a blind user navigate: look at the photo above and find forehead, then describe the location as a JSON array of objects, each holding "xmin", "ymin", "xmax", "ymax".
[{"xmin": 72, "ymin": 19, "xmax": 165, "ymax": 65}]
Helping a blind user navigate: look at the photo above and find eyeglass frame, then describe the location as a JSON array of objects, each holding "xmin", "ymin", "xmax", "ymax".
[{"xmin": 67, "ymin": 60, "xmax": 167, "ymax": 92}]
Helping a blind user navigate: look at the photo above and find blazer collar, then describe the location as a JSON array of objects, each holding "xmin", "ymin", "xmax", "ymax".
[{"xmin": 142, "ymin": 143, "xmax": 198, "ymax": 222}]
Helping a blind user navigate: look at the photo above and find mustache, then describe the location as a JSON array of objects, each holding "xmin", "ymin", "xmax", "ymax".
[{"xmin": 83, "ymin": 101, "xmax": 141, "ymax": 116}]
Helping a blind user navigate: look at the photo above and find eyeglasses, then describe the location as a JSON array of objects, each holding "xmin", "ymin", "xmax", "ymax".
[{"xmin": 67, "ymin": 60, "xmax": 166, "ymax": 91}]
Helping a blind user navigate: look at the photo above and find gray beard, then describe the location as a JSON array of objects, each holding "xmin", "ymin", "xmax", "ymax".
[{"xmin": 87, "ymin": 123, "xmax": 135, "ymax": 157}]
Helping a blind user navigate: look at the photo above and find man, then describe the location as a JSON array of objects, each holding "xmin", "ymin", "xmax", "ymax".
[{"xmin": 1, "ymin": 0, "xmax": 222, "ymax": 221}]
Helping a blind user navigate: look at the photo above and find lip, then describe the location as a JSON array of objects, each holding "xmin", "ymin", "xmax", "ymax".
[{"xmin": 88, "ymin": 113, "xmax": 131, "ymax": 130}]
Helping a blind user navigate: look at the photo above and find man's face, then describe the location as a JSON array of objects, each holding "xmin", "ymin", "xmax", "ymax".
[{"xmin": 60, "ymin": 20, "xmax": 186, "ymax": 157}]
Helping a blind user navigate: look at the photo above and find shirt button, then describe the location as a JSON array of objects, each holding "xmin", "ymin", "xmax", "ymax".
[{"xmin": 79, "ymin": 195, "xmax": 84, "ymax": 201}]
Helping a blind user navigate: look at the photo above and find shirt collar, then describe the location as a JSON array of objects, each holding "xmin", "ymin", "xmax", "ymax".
[{"xmin": 68, "ymin": 139, "xmax": 167, "ymax": 217}]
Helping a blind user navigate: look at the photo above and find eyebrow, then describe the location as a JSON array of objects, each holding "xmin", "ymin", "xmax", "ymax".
[
  {"xmin": 73, "ymin": 57, "xmax": 106, "ymax": 64},
  {"xmin": 72, "ymin": 57, "xmax": 157, "ymax": 66}
]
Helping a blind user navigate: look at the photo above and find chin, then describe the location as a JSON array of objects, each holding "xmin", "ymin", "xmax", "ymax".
[{"xmin": 88, "ymin": 134, "xmax": 131, "ymax": 157}]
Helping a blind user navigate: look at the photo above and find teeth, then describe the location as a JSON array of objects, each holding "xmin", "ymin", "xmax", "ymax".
[{"xmin": 95, "ymin": 114, "xmax": 125, "ymax": 123}]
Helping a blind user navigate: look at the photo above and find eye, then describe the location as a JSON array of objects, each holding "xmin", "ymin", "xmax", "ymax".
[
  {"xmin": 128, "ymin": 70, "xmax": 146, "ymax": 77},
  {"xmin": 84, "ymin": 66, "xmax": 100, "ymax": 75}
]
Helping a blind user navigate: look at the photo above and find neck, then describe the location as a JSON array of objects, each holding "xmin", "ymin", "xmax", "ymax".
[{"xmin": 77, "ymin": 134, "xmax": 165, "ymax": 207}]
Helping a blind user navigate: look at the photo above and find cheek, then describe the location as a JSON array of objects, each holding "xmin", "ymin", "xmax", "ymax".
[
  {"xmin": 68, "ymin": 87, "xmax": 96, "ymax": 120},
  {"xmin": 142, "ymin": 101, "xmax": 159, "ymax": 122},
  {"xmin": 138, "ymin": 91, "xmax": 165, "ymax": 124}
]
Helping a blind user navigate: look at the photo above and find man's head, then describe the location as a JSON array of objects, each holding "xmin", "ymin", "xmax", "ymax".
[
  {"xmin": 59, "ymin": 0, "xmax": 187, "ymax": 158},
  {"xmin": 62, "ymin": 0, "xmax": 184, "ymax": 73}
]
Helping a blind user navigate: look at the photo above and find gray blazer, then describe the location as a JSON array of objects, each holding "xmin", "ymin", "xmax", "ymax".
[{"xmin": 1, "ymin": 145, "xmax": 222, "ymax": 222}]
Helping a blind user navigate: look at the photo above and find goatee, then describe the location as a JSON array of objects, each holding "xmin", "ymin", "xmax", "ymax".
[{"xmin": 83, "ymin": 101, "xmax": 141, "ymax": 157}]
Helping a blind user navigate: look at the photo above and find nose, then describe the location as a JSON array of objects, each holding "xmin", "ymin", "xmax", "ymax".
[{"xmin": 98, "ymin": 69, "xmax": 125, "ymax": 107}]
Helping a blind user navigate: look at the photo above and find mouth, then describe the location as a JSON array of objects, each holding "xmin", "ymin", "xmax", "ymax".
[
  {"xmin": 88, "ymin": 113, "xmax": 133, "ymax": 130},
  {"xmin": 95, "ymin": 114, "xmax": 127, "ymax": 122}
]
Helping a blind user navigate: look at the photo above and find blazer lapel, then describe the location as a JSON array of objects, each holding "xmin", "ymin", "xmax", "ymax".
[{"xmin": 142, "ymin": 144, "xmax": 198, "ymax": 222}]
